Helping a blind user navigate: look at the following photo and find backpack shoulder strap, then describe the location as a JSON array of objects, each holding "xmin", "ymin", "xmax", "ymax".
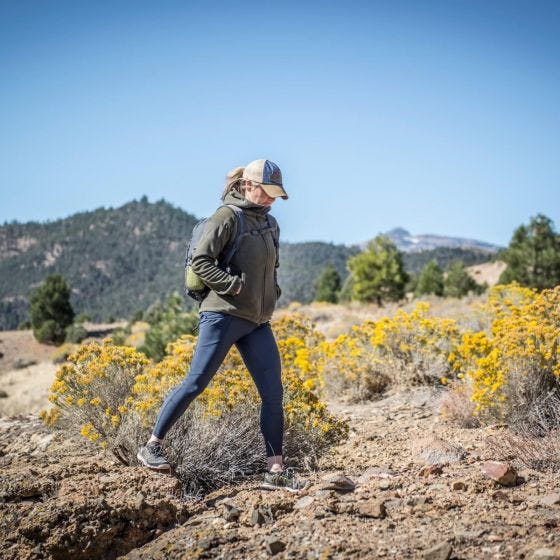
[{"xmin": 221, "ymin": 204, "xmax": 245, "ymax": 266}]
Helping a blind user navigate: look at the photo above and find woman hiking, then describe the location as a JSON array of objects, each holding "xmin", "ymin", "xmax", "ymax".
[{"xmin": 137, "ymin": 159, "xmax": 305, "ymax": 491}]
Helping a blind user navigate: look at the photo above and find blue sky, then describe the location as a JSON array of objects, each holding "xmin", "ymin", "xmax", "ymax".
[{"xmin": 1, "ymin": 0, "xmax": 559, "ymax": 247}]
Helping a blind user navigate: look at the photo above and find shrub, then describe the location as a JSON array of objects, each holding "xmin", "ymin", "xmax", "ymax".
[
  {"xmin": 451, "ymin": 284, "xmax": 560, "ymax": 423},
  {"xmin": 139, "ymin": 293, "xmax": 198, "ymax": 361},
  {"xmin": 65, "ymin": 323, "xmax": 88, "ymax": 344},
  {"xmin": 45, "ymin": 314, "xmax": 348, "ymax": 494}
]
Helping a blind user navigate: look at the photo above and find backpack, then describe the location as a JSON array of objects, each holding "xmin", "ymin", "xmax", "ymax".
[{"xmin": 184, "ymin": 204, "xmax": 278, "ymax": 302}]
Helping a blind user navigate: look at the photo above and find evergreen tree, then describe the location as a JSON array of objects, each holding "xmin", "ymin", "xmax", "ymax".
[
  {"xmin": 314, "ymin": 265, "xmax": 341, "ymax": 303},
  {"xmin": 29, "ymin": 275, "xmax": 75, "ymax": 344},
  {"xmin": 499, "ymin": 214, "xmax": 560, "ymax": 290},
  {"xmin": 444, "ymin": 260, "xmax": 484, "ymax": 298},
  {"xmin": 347, "ymin": 235, "xmax": 408, "ymax": 305},
  {"xmin": 415, "ymin": 260, "xmax": 444, "ymax": 296}
]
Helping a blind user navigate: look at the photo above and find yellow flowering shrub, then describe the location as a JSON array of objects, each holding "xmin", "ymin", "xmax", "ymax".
[
  {"xmin": 321, "ymin": 303, "xmax": 462, "ymax": 400},
  {"xmin": 47, "ymin": 338, "xmax": 150, "ymax": 443},
  {"xmin": 45, "ymin": 314, "xmax": 347, "ymax": 478},
  {"xmin": 453, "ymin": 284, "xmax": 560, "ymax": 419},
  {"xmin": 129, "ymin": 313, "xmax": 346, "ymax": 445}
]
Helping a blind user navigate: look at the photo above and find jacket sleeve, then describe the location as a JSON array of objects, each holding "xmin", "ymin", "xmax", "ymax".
[
  {"xmin": 274, "ymin": 222, "xmax": 281, "ymax": 300},
  {"xmin": 191, "ymin": 207, "xmax": 243, "ymax": 296}
]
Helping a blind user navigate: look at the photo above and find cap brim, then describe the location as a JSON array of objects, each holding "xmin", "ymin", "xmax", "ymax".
[{"xmin": 260, "ymin": 183, "xmax": 289, "ymax": 200}]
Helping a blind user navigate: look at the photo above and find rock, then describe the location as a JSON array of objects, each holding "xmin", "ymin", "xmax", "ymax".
[
  {"xmin": 454, "ymin": 529, "xmax": 486, "ymax": 542},
  {"xmin": 540, "ymin": 493, "xmax": 560, "ymax": 507},
  {"xmin": 411, "ymin": 436, "xmax": 467, "ymax": 466},
  {"xmin": 532, "ymin": 549, "xmax": 557, "ymax": 560},
  {"xmin": 423, "ymin": 541, "xmax": 453, "ymax": 560},
  {"xmin": 319, "ymin": 474, "xmax": 356, "ymax": 492},
  {"xmin": 451, "ymin": 481, "xmax": 467, "ymax": 491},
  {"xmin": 357, "ymin": 466, "xmax": 398, "ymax": 484},
  {"xmin": 357, "ymin": 499, "xmax": 386, "ymax": 519},
  {"xmin": 135, "ymin": 491, "xmax": 146, "ymax": 509},
  {"xmin": 418, "ymin": 464, "xmax": 443, "ymax": 477},
  {"xmin": 250, "ymin": 506, "xmax": 268, "ymax": 526},
  {"xmin": 379, "ymin": 479, "xmax": 391, "ymax": 490},
  {"xmin": 13, "ymin": 358, "xmax": 37, "ymax": 369},
  {"xmin": 265, "ymin": 536, "xmax": 286, "ymax": 556},
  {"xmin": 0, "ymin": 390, "xmax": 8, "ymax": 398},
  {"xmin": 294, "ymin": 496, "xmax": 315, "ymax": 510},
  {"xmin": 482, "ymin": 462, "xmax": 518, "ymax": 486}
]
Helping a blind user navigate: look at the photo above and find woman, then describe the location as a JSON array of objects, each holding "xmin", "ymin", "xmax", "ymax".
[{"xmin": 137, "ymin": 159, "xmax": 303, "ymax": 491}]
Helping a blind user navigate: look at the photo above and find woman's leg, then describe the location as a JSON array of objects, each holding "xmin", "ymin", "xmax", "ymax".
[
  {"xmin": 151, "ymin": 312, "xmax": 248, "ymax": 439},
  {"xmin": 236, "ymin": 322, "xmax": 284, "ymax": 469}
]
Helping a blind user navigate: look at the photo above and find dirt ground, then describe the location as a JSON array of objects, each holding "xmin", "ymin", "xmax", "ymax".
[{"xmin": 1, "ymin": 387, "xmax": 559, "ymax": 560}]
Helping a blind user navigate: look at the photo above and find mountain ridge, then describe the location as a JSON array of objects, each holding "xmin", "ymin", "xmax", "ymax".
[{"xmin": 0, "ymin": 200, "xmax": 496, "ymax": 330}]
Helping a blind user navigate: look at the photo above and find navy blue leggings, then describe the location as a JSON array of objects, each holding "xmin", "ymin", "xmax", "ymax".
[{"xmin": 152, "ymin": 311, "xmax": 284, "ymax": 457}]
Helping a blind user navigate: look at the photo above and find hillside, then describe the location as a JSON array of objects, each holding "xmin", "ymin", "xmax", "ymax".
[{"xmin": 0, "ymin": 201, "xmax": 495, "ymax": 330}]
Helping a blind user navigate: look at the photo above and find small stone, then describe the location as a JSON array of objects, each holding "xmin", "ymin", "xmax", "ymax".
[
  {"xmin": 294, "ymin": 496, "xmax": 315, "ymax": 510},
  {"xmin": 379, "ymin": 479, "xmax": 391, "ymax": 490},
  {"xmin": 454, "ymin": 529, "xmax": 486, "ymax": 542},
  {"xmin": 451, "ymin": 481, "xmax": 467, "ymax": 491},
  {"xmin": 223, "ymin": 505, "xmax": 241, "ymax": 522},
  {"xmin": 357, "ymin": 499, "xmax": 386, "ymax": 519},
  {"xmin": 540, "ymin": 493, "xmax": 560, "ymax": 507},
  {"xmin": 251, "ymin": 507, "xmax": 266, "ymax": 526},
  {"xmin": 265, "ymin": 536, "xmax": 286, "ymax": 556},
  {"xmin": 423, "ymin": 541, "xmax": 452, "ymax": 560},
  {"xmin": 320, "ymin": 474, "xmax": 356, "ymax": 492},
  {"xmin": 412, "ymin": 436, "xmax": 466, "ymax": 466},
  {"xmin": 482, "ymin": 462, "xmax": 518, "ymax": 486},
  {"xmin": 532, "ymin": 548, "xmax": 557, "ymax": 560},
  {"xmin": 418, "ymin": 464, "xmax": 443, "ymax": 477},
  {"xmin": 0, "ymin": 390, "xmax": 8, "ymax": 398},
  {"xmin": 135, "ymin": 491, "xmax": 146, "ymax": 509}
]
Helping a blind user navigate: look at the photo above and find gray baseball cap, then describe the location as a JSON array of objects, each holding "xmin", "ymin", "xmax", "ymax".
[{"xmin": 242, "ymin": 159, "xmax": 288, "ymax": 200}]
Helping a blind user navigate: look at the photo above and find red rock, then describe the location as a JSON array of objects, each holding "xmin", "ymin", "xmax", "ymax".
[{"xmin": 482, "ymin": 462, "xmax": 518, "ymax": 486}]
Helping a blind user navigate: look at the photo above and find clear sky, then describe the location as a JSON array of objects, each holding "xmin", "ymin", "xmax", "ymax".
[{"xmin": 1, "ymin": 0, "xmax": 559, "ymax": 247}]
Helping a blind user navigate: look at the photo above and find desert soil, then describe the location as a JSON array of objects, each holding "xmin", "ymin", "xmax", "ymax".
[
  {"xmin": 1, "ymin": 386, "xmax": 559, "ymax": 560},
  {"xmin": 1, "ymin": 320, "xmax": 559, "ymax": 560}
]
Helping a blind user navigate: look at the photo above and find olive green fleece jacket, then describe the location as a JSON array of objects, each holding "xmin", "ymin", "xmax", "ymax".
[{"xmin": 191, "ymin": 191, "xmax": 281, "ymax": 324}]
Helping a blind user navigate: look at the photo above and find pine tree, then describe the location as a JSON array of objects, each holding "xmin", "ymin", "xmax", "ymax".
[
  {"xmin": 444, "ymin": 260, "xmax": 484, "ymax": 298},
  {"xmin": 499, "ymin": 214, "xmax": 560, "ymax": 290},
  {"xmin": 347, "ymin": 235, "xmax": 408, "ymax": 305},
  {"xmin": 415, "ymin": 260, "xmax": 444, "ymax": 297},
  {"xmin": 29, "ymin": 275, "xmax": 75, "ymax": 344},
  {"xmin": 314, "ymin": 265, "xmax": 341, "ymax": 303}
]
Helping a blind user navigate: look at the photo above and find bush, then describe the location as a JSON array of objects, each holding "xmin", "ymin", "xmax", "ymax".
[
  {"xmin": 451, "ymin": 284, "xmax": 560, "ymax": 426},
  {"xmin": 322, "ymin": 302, "xmax": 461, "ymax": 401},
  {"xmin": 139, "ymin": 293, "xmax": 198, "ymax": 361},
  {"xmin": 34, "ymin": 320, "xmax": 66, "ymax": 345},
  {"xmin": 45, "ymin": 315, "xmax": 348, "ymax": 494},
  {"xmin": 65, "ymin": 323, "xmax": 88, "ymax": 344}
]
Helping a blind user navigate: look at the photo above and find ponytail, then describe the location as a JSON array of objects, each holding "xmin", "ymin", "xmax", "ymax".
[{"xmin": 221, "ymin": 166, "xmax": 245, "ymax": 201}]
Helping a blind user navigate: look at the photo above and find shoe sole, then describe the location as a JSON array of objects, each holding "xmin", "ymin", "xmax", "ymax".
[{"xmin": 136, "ymin": 451, "xmax": 171, "ymax": 471}]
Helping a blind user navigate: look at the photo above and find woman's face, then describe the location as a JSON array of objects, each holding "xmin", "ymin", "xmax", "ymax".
[{"xmin": 243, "ymin": 181, "xmax": 276, "ymax": 207}]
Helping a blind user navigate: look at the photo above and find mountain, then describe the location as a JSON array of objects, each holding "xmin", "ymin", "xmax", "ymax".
[
  {"xmin": 0, "ymin": 202, "xmax": 497, "ymax": 330},
  {"xmin": 382, "ymin": 227, "xmax": 501, "ymax": 254},
  {"xmin": 0, "ymin": 200, "xmax": 357, "ymax": 330}
]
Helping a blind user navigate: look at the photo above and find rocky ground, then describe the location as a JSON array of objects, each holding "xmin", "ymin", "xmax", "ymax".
[{"xmin": 1, "ymin": 388, "xmax": 559, "ymax": 560}]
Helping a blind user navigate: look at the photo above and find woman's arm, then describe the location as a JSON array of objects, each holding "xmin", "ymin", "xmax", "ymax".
[{"xmin": 191, "ymin": 207, "xmax": 243, "ymax": 296}]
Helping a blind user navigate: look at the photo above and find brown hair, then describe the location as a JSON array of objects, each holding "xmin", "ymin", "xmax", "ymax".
[{"xmin": 221, "ymin": 166, "xmax": 246, "ymax": 201}]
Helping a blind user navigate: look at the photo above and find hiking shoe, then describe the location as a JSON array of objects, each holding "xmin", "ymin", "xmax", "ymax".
[
  {"xmin": 261, "ymin": 469, "xmax": 309, "ymax": 493},
  {"xmin": 136, "ymin": 442, "xmax": 171, "ymax": 470}
]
